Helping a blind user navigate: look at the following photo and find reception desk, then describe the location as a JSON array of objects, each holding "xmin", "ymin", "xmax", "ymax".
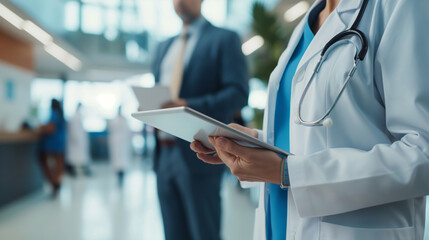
[{"xmin": 0, "ymin": 130, "xmax": 44, "ymax": 208}]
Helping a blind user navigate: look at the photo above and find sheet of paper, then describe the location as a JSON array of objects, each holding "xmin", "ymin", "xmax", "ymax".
[{"xmin": 132, "ymin": 85, "xmax": 172, "ymax": 111}]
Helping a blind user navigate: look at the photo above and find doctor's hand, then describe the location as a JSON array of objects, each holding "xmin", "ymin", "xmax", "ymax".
[
  {"xmin": 189, "ymin": 123, "xmax": 258, "ymax": 157},
  {"xmin": 161, "ymin": 99, "xmax": 187, "ymax": 108},
  {"xmin": 190, "ymin": 136, "xmax": 282, "ymax": 184}
]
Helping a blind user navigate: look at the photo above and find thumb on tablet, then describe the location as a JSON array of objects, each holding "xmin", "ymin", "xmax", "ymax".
[{"xmin": 228, "ymin": 123, "xmax": 258, "ymax": 138}]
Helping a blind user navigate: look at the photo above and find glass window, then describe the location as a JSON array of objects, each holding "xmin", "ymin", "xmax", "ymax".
[
  {"xmin": 202, "ymin": 0, "xmax": 227, "ymax": 27},
  {"xmin": 137, "ymin": 1, "xmax": 156, "ymax": 31},
  {"xmin": 102, "ymin": 0, "xmax": 120, "ymax": 8},
  {"xmin": 121, "ymin": 8, "xmax": 138, "ymax": 33},
  {"xmin": 122, "ymin": 0, "xmax": 135, "ymax": 8},
  {"xmin": 81, "ymin": 0, "xmax": 101, "ymax": 4},
  {"xmin": 82, "ymin": 4, "xmax": 104, "ymax": 34},
  {"xmin": 155, "ymin": 1, "xmax": 181, "ymax": 38},
  {"xmin": 64, "ymin": 1, "xmax": 80, "ymax": 32},
  {"xmin": 104, "ymin": 8, "xmax": 119, "ymax": 40},
  {"xmin": 62, "ymin": 79, "xmax": 143, "ymax": 132},
  {"xmin": 105, "ymin": 8, "xmax": 119, "ymax": 29},
  {"xmin": 31, "ymin": 79, "xmax": 64, "ymax": 124}
]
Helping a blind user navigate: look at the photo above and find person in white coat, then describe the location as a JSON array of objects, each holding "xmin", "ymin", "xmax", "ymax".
[
  {"xmin": 191, "ymin": 0, "xmax": 429, "ymax": 239},
  {"xmin": 66, "ymin": 103, "xmax": 92, "ymax": 177},
  {"xmin": 107, "ymin": 107, "xmax": 132, "ymax": 187}
]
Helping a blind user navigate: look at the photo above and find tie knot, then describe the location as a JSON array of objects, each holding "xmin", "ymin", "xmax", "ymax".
[{"xmin": 181, "ymin": 30, "xmax": 189, "ymax": 40}]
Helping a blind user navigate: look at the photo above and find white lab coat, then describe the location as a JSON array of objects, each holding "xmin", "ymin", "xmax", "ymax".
[
  {"xmin": 66, "ymin": 109, "xmax": 90, "ymax": 166},
  {"xmin": 107, "ymin": 115, "xmax": 131, "ymax": 170},
  {"xmin": 252, "ymin": 0, "xmax": 429, "ymax": 239}
]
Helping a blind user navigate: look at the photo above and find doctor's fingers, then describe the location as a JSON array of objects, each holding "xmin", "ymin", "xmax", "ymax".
[
  {"xmin": 208, "ymin": 137, "xmax": 256, "ymax": 177},
  {"xmin": 210, "ymin": 137, "xmax": 251, "ymax": 159},
  {"xmin": 208, "ymin": 137, "xmax": 238, "ymax": 167},
  {"xmin": 228, "ymin": 123, "xmax": 258, "ymax": 138},
  {"xmin": 196, "ymin": 153, "xmax": 224, "ymax": 165},
  {"xmin": 190, "ymin": 141, "xmax": 215, "ymax": 154}
]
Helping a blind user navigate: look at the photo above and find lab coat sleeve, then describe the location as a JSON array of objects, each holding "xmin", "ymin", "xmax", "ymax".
[{"xmin": 287, "ymin": 0, "xmax": 429, "ymax": 218}]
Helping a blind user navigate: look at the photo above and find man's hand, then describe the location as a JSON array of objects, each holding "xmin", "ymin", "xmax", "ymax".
[{"xmin": 161, "ymin": 99, "xmax": 188, "ymax": 108}]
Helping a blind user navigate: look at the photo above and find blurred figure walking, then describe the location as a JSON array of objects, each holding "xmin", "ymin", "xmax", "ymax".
[
  {"xmin": 107, "ymin": 107, "xmax": 132, "ymax": 187},
  {"xmin": 66, "ymin": 103, "xmax": 92, "ymax": 177},
  {"xmin": 39, "ymin": 99, "xmax": 66, "ymax": 197}
]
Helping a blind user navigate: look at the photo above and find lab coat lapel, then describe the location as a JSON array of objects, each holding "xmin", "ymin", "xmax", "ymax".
[
  {"xmin": 294, "ymin": 0, "xmax": 363, "ymax": 78},
  {"xmin": 266, "ymin": 0, "xmax": 364, "ymax": 143}
]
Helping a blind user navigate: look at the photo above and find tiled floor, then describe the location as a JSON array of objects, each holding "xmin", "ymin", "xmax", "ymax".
[
  {"xmin": 1, "ymin": 159, "xmax": 429, "ymax": 240},
  {"xmin": 0, "ymin": 159, "xmax": 255, "ymax": 240}
]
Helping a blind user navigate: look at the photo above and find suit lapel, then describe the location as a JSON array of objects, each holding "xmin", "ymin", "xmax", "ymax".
[{"xmin": 183, "ymin": 21, "xmax": 211, "ymax": 78}]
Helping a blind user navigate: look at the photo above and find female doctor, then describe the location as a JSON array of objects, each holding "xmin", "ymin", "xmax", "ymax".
[{"xmin": 191, "ymin": 0, "xmax": 429, "ymax": 239}]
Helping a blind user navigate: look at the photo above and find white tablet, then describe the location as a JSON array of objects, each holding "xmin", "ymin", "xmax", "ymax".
[
  {"xmin": 131, "ymin": 107, "xmax": 290, "ymax": 156},
  {"xmin": 131, "ymin": 85, "xmax": 172, "ymax": 111}
]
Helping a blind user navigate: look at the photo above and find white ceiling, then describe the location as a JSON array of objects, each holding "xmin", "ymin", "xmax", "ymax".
[
  {"xmin": 0, "ymin": 0, "xmax": 314, "ymax": 82},
  {"xmin": 0, "ymin": 0, "xmax": 148, "ymax": 82}
]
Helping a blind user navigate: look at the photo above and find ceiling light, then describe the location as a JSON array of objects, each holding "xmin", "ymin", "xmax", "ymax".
[
  {"xmin": 284, "ymin": 1, "xmax": 310, "ymax": 22},
  {"xmin": 242, "ymin": 35, "xmax": 264, "ymax": 56},
  {"xmin": 22, "ymin": 20, "xmax": 53, "ymax": 45},
  {"xmin": 45, "ymin": 43, "xmax": 82, "ymax": 71},
  {"xmin": 0, "ymin": 3, "xmax": 24, "ymax": 29}
]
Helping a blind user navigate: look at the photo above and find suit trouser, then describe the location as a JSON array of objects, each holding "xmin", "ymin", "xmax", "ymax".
[{"xmin": 157, "ymin": 170, "xmax": 222, "ymax": 240}]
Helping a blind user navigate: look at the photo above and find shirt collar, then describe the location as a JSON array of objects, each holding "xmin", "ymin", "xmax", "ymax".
[{"xmin": 183, "ymin": 16, "xmax": 206, "ymax": 37}]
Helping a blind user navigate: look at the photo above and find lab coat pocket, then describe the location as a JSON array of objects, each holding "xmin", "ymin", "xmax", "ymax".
[{"xmin": 320, "ymin": 222, "xmax": 415, "ymax": 240}]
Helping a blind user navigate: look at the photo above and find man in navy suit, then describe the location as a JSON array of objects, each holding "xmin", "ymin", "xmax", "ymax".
[{"xmin": 151, "ymin": 0, "xmax": 248, "ymax": 239}]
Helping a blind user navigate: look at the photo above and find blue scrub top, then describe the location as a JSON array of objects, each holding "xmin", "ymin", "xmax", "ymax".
[
  {"xmin": 267, "ymin": 2, "xmax": 324, "ymax": 239},
  {"xmin": 41, "ymin": 110, "xmax": 66, "ymax": 153}
]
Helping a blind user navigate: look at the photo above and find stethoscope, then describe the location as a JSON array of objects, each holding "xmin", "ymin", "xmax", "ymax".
[{"xmin": 296, "ymin": 0, "xmax": 369, "ymax": 127}]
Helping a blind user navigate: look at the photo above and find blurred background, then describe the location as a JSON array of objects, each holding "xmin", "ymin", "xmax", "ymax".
[{"xmin": 0, "ymin": 0, "xmax": 428, "ymax": 240}]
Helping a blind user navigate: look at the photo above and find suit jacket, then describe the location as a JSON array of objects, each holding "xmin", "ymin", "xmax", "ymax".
[{"xmin": 152, "ymin": 20, "xmax": 249, "ymax": 175}]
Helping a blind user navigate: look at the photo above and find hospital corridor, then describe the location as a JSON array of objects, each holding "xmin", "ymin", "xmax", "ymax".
[
  {"xmin": 1, "ymin": 0, "xmax": 429, "ymax": 239},
  {"xmin": 0, "ymin": 158, "xmax": 256, "ymax": 240}
]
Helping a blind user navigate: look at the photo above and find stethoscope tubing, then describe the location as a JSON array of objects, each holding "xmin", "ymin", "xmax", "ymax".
[{"xmin": 296, "ymin": 0, "xmax": 369, "ymax": 127}]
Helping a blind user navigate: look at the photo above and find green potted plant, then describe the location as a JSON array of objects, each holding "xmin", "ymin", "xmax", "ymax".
[{"xmin": 248, "ymin": 2, "xmax": 294, "ymax": 129}]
